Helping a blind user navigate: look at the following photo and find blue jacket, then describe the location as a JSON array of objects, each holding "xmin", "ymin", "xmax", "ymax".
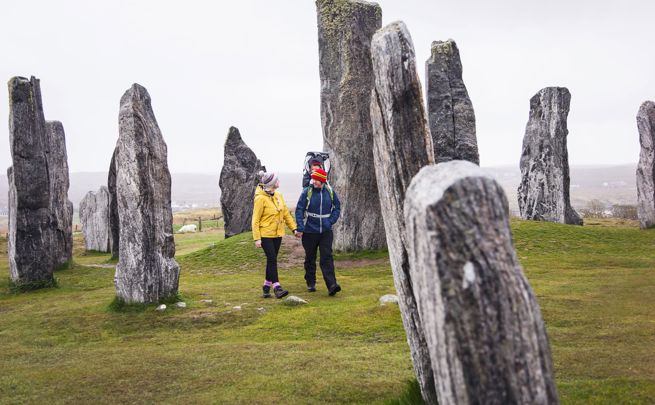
[{"xmin": 295, "ymin": 185, "xmax": 341, "ymax": 234}]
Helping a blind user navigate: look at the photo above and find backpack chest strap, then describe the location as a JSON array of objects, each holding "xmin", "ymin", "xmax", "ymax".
[{"xmin": 307, "ymin": 212, "xmax": 331, "ymax": 219}]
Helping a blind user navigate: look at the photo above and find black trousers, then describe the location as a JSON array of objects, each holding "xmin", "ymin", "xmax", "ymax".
[
  {"xmin": 261, "ymin": 237, "xmax": 282, "ymax": 283},
  {"xmin": 302, "ymin": 230, "xmax": 337, "ymax": 288}
]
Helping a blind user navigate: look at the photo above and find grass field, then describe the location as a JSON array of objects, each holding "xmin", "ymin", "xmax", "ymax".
[{"xmin": 0, "ymin": 218, "xmax": 653, "ymax": 404}]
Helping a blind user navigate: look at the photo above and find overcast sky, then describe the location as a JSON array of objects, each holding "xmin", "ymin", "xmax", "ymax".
[{"xmin": 1, "ymin": 0, "xmax": 653, "ymax": 174}]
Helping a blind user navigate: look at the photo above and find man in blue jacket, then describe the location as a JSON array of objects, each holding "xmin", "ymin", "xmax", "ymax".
[{"xmin": 295, "ymin": 168, "xmax": 342, "ymax": 296}]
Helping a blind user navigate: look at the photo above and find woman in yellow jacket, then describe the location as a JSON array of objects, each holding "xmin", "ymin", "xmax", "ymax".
[{"xmin": 252, "ymin": 170, "xmax": 299, "ymax": 299}]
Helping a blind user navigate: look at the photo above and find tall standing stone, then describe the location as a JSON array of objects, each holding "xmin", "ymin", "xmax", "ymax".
[
  {"xmin": 108, "ymin": 147, "xmax": 119, "ymax": 258},
  {"xmin": 316, "ymin": 0, "xmax": 386, "ymax": 251},
  {"xmin": 636, "ymin": 101, "xmax": 655, "ymax": 229},
  {"xmin": 426, "ymin": 39, "xmax": 479, "ymax": 164},
  {"xmin": 405, "ymin": 161, "xmax": 558, "ymax": 405},
  {"xmin": 114, "ymin": 84, "xmax": 180, "ymax": 304},
  {"xmin": 219, "ymin": 127, "xmax": 265, "ymax": 238},
  {"xmin": 518, "ymin": 87, "xmax": 583, "ymax": 225},
  {"xmin": 370, "ymin": 21, "xmax": 438, "ymax": 404},
  {"xmin": 45, "ymin": 120, "xmax": 73, "ymax": 268},
  {"xmin": 7, "ymin": 76, "xmax": 56, "ymax": 285},
  {"xmin": 79, "ymin": 186, "xmax": 112, "ymax": 252}
]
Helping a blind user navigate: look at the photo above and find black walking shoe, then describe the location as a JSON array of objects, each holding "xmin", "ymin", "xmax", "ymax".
[
  {"xmin": 274, "ymin": 286, "xmax": 289, "ymax": 299},
  {"xmin": 328, "ymin": 284, "xmax": 341, "ymax": 296},
  {"xmin": 262, "ymin": 285, "xmax": 271, "ymax": 298},
  {"xmin": 307, "ymin": 283, "xmax": 316, "ymax": 292}
]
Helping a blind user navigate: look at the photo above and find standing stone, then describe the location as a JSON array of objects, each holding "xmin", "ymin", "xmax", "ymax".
[
  {"xmin": 45, "ymin": 121, "xmax": 73, "ymax": 267},
  {"xmin": 114, "ymin": 84, "xmax": 179, "ymax": 304},
  {"xmin": 79, "ymin": 186, "xmax": 112, "ymax": 252},
  {"xmin": 405, "ymin": 161, "xmax": 558, "ymax": 404},
  {"xmin": 108, "ymin": 147, "xmax": 119, "ymax": 258},
  {"xmin": 370, "ymin": 21, "xmax": 438, "ymax": 404},
  {"xmin": 219, "ymin": 126, "xmax": 264, "ymax": 238},
  {"xmin": 316, "ymin": 0, "xmax": 386, "ymax": 251},
  {"xmin": 518, "ymin": 87, "xmax": 583, "ymax": 225},
  {"xmin": 7, "ymin": 76, "xmax": 55, "ymax": 285},
  {"xmin": 636, "ymin": 101, "xmax": 655, "ymax": 229},
  {"xmin": 426, "ymin": 39, "xmax": 479, "ymax": 164}
]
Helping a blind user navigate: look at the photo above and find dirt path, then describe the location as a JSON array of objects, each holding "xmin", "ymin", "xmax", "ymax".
[{"xmin": 277, "ymin": 235, "xmax": 389, "ymax": 269}]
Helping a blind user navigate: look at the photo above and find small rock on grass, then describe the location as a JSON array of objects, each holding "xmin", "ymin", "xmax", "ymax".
[
  {"xmin": 156, "ymin": 304, "xmax": 167, "ymax": 311},
  {"xmin": 284, "ymin": 296, "xmax": 308, "ymax": 306},
  {"xmin": 175, "ymin": 302, "xmax": 187, "ymax": 308},
  {"xmin": 379, "ymin": 294, "xmax": 399, "ymax": 305}
]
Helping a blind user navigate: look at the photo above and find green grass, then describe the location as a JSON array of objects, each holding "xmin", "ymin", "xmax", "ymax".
[
  {"xmin": 0, "ymin": 219, "xmax": 653, "ymax": 403},
  {"xmin": 511, "ymin": 219, "xmax": 655, "ymax": 403}
]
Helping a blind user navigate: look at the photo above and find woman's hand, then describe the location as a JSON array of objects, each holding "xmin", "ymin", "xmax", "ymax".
[{"xmin": 255, "ymin": 240, "xmax": 262, "ymax": 248}]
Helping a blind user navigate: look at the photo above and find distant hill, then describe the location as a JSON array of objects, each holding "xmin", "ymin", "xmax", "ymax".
[{"xmin": 0, "ymin": 165, "xmax": 638, "ymax": 215}]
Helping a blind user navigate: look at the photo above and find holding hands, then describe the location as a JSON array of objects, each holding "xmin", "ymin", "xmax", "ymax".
[{"xmin": 294, "ymin": 230, "xmax": 303, "ymax": 238}]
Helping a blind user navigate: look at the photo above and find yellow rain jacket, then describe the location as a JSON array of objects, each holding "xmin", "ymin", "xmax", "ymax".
[{"xmin": 252, "ymin": 186, "xmax": 297, "ymax": 240}]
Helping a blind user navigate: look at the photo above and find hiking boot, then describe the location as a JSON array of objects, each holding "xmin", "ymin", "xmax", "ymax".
[
  {"xmin": 307, "ymin": 283, "xmax": 316, "ymax": 292},
  {"xmin": 262, "ymin": 285, "xmax": 271, "ymax": 298},
  {"xmin": 274, "ymin": 286, "xmax": 289, "ymax": 299},
  {"xmin": 328, "ymin": 284, "xmax": 341, "ymax": 296}
]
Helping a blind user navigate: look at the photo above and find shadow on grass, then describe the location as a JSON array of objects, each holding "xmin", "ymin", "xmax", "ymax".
[
  {"xmin": 107, "ymin": 293, "xmax": 185, "ymax": 313},
  {"xmin": 8, "ymin": 276, "xmax": 59, "ymax": 293},
  {"xmin": 385, "ymin": 379, "xmax": 425, "ymax": 405}
]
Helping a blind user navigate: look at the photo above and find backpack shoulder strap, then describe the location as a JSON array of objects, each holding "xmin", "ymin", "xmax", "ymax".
[{"xmin": 305, "ymin": 187, "xmax": 313, "ymax": 210}]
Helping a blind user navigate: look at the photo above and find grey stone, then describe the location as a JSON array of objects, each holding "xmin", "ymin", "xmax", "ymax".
[
  {"xmin": 175, "ymin": 302, "xmax": 187, "ymax": 308},
  {"xmin": 79, "ymin": 186, "xmax": 111, "ymax": 252},
  {"xmin": 45, "ymin": 121, "xmax": 74, "ymax": 268},
  {"xmin": 284, "ymin": 295, "xmax": 308, "ymax": 306},
  {"xmin": 200, "ymin": 299, "xmax": 214, "ymax": 304},
  {"xmin": 369, "ymin": 21, "xmax": 438, "ymax": 404},
  {"xmin": 316, "ymin": 0, "xmax": 386, "ymax": 251},
  {"xmin": 405, "ymin": 161, "xmax": 558, "ymax": 404},
  {"xmin": 7, "ymin": 76, "xmax": 72, "ymax": 285},
  {"xmin": 378, "ymin": 294, "xmax": 398, "ymax": 305},
  {"xmin": 426, "ymin": 39, "xmax": 479, "ymax": 164},
  {"xmin": 113, "ymin": 83, "xmax": 180, "ymax": 304},
  {"xmin": 637, "ymin": 101, "xmax": 655, "ymax": 229},
  {"xmin": 108, "ymin": 147, "xmax": 119, "ymax": 259},
  {"xmin": 518, "ymin": 87, "xmax": 583, "ymax": 225},
  {"xmin": 156, "ymin": 304, "xmax": 167, "ymax": 312},
  {"xmin": 219, "ymin": 126, "xmax": 264, "ymax": 238}
]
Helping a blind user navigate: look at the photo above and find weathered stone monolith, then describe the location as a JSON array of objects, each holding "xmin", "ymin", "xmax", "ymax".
[
  {"xmin": 316, "ymin": 0, "xmax": 386, "ymax": 251},
  {"xmin": 108, "ymin": 147, "xmax": 119, "ymax": 258},
  {"xmin": 219, "ymin": 127, "xmax": 265, "ymax": 238},
  {"xmin": 114, "ymin": 84, "xmax": 180, "ymax": 304},
  {"xmin": 637, "ymin": 101, "xmax": 655, "ymax": 229},
  {"xmin": 518, "ymin": 87, "xmax": 582, "ymax": 225},
  {"xmin": 370, "ymin": 21, "xmax": 438, "ymax": 404},
  {"xmin": 405, "ymin": 161, "xmax": 559, "ymax": 404},
  {"xmin": 79, "ymin": 186, "xmax": 112, "ymax": 252},
  {"xmin": 426, "ymin": 39, "xmax": 479, "ymax": 164},
  {"xmin": 45, "ymin": 120, "xmax": 73, "ymax": 268},
  {"xmin": 7, "ymin": 76, "xmax": 56, "ymax": 285}
]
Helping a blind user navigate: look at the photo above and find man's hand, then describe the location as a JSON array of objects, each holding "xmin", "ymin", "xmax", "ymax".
[
  {"xmin": 255, "ymin": 240, "xmax": 262, "ymax": 248},
  {"xmin": 294, "ymin": 231, "xmax": 303, "ymax": 238}
]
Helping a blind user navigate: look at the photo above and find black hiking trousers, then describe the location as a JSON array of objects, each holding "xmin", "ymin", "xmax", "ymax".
[
  {"xmin": 261, "ymin": 237, "xmax": 282, "ymax": 283},
  {"xmin": 302, "ymin": 230, "xmax": 337, "ymax": 289}
]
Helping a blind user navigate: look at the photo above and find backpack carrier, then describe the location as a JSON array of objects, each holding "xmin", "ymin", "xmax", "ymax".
[{"xmin": 302, "ymin": 151, "xmax": 331, "ymax": 188}]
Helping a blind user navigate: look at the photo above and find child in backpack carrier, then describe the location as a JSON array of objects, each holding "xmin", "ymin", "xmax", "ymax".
[{"xmin": 301, "ymin": 152, "xmax": 330, "ymax": 188}]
